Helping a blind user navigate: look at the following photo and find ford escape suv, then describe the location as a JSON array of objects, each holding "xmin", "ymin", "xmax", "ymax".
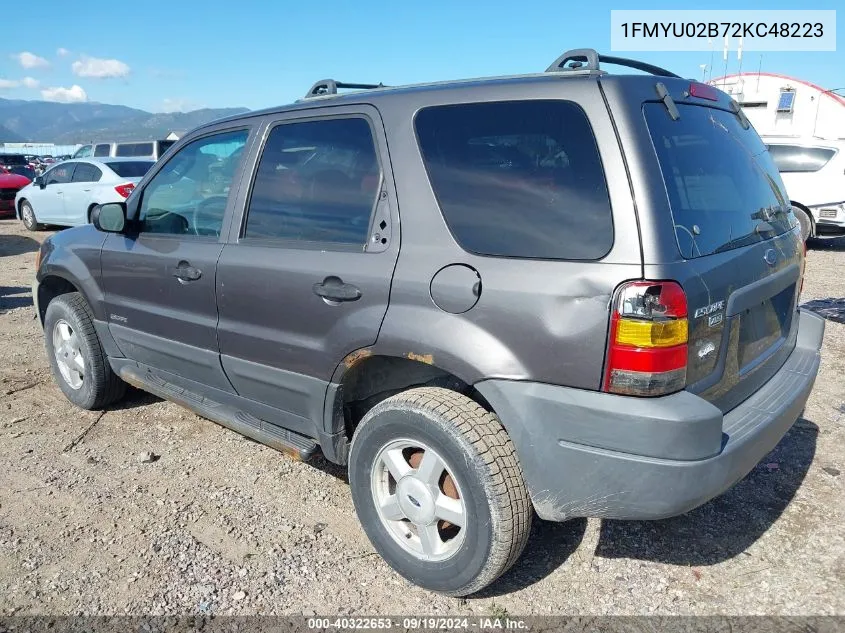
[{"xmin": 33, "ymin": 49, "xmax": 824, "ymax": 596}]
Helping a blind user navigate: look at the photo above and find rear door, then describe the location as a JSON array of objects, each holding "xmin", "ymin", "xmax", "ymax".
[
  {"xmin": 215, "ymin": 106, "xmax": 398, "ymax": 431},
  {"xmin": 63, "ymin": 161, "xmax": 102, "ymax": 224},
  {"xmin": 101, "ymin": 126, "xmax": 254, "ymax": 390},
  {"xmin": 639, "ymin": 93, "xmax": 802, "ymax": 412}
]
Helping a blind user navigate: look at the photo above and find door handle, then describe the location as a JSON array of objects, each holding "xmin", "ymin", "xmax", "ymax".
[
  {"xmin": 173, "ymin": 261, "xmax": 202, "ymax": 282},
  {"xmin": 312, "ymin": 276, "xmax": 361, "ymax": 303}
]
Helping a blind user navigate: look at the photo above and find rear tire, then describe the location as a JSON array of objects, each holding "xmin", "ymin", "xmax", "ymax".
[
  {"xmin": 792, "ymin": 204, "xmax": 813, "ymax": 242},
  {"xmin": 349, "ymin": 387, "xmax": 532, "ymax": 596},
  {"xmin": 20, "ymin": 200, "xmax": 42, "ymax": 231},
  {"xmin": 44, "ymin": 292, "xmax": 126, "ymax": 410}
]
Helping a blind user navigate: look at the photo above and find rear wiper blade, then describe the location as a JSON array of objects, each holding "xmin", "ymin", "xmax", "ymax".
[{"xmin": 655, "ymin": 82, "xmax": 680, "ymax": 121}]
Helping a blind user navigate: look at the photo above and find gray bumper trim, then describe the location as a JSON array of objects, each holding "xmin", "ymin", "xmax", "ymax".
[{"xmin": 475, "ymin": 309, "xmax": 825, "ymax": 521}]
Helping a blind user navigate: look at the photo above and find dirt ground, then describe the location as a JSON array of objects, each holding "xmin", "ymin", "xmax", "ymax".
[{"xmin": 0, "ymin": 217, "xmax": 843, "ymax": 616}]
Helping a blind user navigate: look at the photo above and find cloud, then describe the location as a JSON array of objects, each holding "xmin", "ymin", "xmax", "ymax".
[
  {"xmin": 72, "ymin": 55, "xmax": 130, "ymax": 79},
  {"xmin": 13, "ymin": 52, "xmax": 49, "ymax": 69},
  {"xmin": 57, "ymin": 48, "xmax": 70, "ymax": 57},
  {"xmin": 41, "ymin": 85, "xmax": 88, "ymax": 103},
  {"xmin": 22, "ymin": 77, "xmax": 40, "ymax": 89},
  {"xmin": 160, "ymin": 98, "xmax": 202, "ymax": 113},
  {"xmin": 0, "ymin": 79, "xmax": 19, "ymax": 89}
]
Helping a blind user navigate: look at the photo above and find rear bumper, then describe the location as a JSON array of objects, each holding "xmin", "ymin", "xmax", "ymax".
[{"xmin": 475, "ymin": 309, "xmax": 825, "ymax": 521}]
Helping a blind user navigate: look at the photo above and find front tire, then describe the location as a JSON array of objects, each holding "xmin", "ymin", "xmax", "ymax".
[
  {"xmin": 44, "ymin": 292, "xmax": 125, "ymax": 410},
  {"xmin": 349, "ymin": 387, "xmax": 532, "ymax": 596},
  {"xmin": 20, "ymin": 200, "xmax": 42, "ymax": 231}
]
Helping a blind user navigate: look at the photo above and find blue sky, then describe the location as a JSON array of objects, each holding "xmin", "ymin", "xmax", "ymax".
[{"xmin": 1, "ymin": 0, "xmax": 842, "ymax": 113}]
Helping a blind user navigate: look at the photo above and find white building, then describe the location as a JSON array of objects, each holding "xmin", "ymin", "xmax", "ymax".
[{"xmin": 709, "ymin": 72, "xmax": 845, "ymax": 140}]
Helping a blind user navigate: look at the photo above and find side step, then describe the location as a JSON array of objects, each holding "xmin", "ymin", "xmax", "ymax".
[{"xmin": 118, "ymin": 367, "xmax": 318, "ymax": 461}]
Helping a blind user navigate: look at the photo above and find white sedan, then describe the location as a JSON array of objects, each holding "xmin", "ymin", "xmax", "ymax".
[{"xmin": 15, "ymin": 158, "xmax": 154, "ymax": 231}]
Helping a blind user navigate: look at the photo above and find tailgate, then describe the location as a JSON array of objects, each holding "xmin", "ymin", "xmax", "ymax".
[{"xmin": 641, "ymin": 99, "xmax": 803, "ymax": 413}]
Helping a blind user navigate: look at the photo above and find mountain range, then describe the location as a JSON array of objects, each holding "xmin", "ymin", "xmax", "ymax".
[{"xmin": 0, "ymin": 98, "xmax": 249, "ymax": 144}]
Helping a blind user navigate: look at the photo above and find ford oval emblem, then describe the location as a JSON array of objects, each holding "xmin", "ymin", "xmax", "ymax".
[{"xmin": 764, "ymin": 249, "xmax": 777, "ymax": 266}]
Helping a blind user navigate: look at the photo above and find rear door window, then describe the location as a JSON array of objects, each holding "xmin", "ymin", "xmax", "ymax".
[
  {"xmin": 94, "ymin": 144, "xmax": 111, "ymax": 157},
  {"xmin": 415, "ymin": 100, "xmax": 614, "ymax": 260},
  {"xmin": 71, "ymin": 163, "xmax": 102, "ymax": 182},
  {"xmin": 766, "ymin": 144, "xmax": 836, "ymax": 173},
  {"xmin": 644, "ymin": 104, "xmax": 794, "ymax": 258},
  {"xmin": 116, "ymin": 142, "xmax": 154, "ymax": 157}
]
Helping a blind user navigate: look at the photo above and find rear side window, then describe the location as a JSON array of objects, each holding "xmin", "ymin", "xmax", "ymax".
[
  {"xmin": 644, "ymin": 104, "xmax": 794, "ymax": 259},
  {"xmin": 766, "ymin": 144, "xmax": 836, "ymax": 173},
  {"xmin": 94, "ymin": 144, "xmax": 111, "ymax": 157},
  {"xmin": 116, "ymin": 142, "xmax": 154, "ymax": 157},
  {"xmin": 71, "ymin": 163, "xmax": 102, "ymax": 182},
  {"xmin": 415, "ymin": 100, "xmax": 613, "ymax": 260},
  {"xmin": 244, "ymin": 117, "xmax": 381, "ymax": 245},
  {"xmin": 106, "ymin": 161, "xmax": 154, "ymax": 178}
]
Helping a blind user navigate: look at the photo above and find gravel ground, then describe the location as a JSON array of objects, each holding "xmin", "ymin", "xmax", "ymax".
[{"xmin": 0, "ymin": 217, "xmax": 843, "ymax": 616}]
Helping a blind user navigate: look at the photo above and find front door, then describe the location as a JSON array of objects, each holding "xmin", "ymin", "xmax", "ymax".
[
  {"xmin": 32, "ymin": 163, "xmax": 75, "ymax": 224},
  {"xmin": 216, "ymin": 108, "xmax": 398, "ymax": 430},
  {"xmin": 101, "ymin": 127, "xmax": 253, "ymax": 391}
]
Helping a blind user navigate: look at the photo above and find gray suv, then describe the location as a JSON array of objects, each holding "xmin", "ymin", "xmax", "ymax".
[{"xmin": 33, "ymin": 49, "xmax": 825, "ymax": 596}]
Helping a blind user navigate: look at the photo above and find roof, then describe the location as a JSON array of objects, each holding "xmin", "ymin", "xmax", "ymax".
[
  {"xmin": 709, "ymin": 72, "xmax": 845, "ymax": 108},
  {"xmin": 197, "ymin": 71, "xmax": 599, "ymax": 132}
]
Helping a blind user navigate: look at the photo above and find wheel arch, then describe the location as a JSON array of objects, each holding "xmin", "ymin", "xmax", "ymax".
[
  {"xmin": 323, "ymin": 351, "xmax": 496, "ymax": 464},
  {"xmin": 791, "ymin": 201, "xmax": 816, "ymax": 238}
]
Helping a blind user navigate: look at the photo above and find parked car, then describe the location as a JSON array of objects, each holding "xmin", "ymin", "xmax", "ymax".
[
  {"xmin": 16, "ymin": 158, "xmax": 154, "ymax": 230},
  {"xmin": 0, "ymin": 153, "xmax": 30, "ymax": 170},
  {"xmin": 1, "ymin": 164, "xmax": 37, "ymax": 182},
  {"xmin": 72, "ymin": 140, "xmax": 176, "ymax": 161},
  {"xmin": 0, "ymin": 170, "xmax": 31, "ymax": 217},
  {"xmin": 763, "ymin": 136, "xmax": 845, "ymax": 240},
  {"xmin": 31, "ymin": 49, "xmax": 824, "ymax": 596}
]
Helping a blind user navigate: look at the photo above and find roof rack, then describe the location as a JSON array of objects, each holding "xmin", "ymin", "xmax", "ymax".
[
  {"xmin": 545, "ymin": 48, "xmax": 680, "ymax": 78},
  {"xmin": 303, "ymin": 79, "xmax": 386, "ymax": 99}
]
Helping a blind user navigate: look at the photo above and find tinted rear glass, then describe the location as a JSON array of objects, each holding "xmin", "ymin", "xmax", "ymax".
[
  {"xmin": 2, "ymin": 155, "xmax": 28, "ymax": 166},
  {"xmin": 157, "ymin": 140, "xmax": 176, "ymax": 156},
  {"xmin": 115, "ymin": 143, "xmax": 154, "ymax": 157},
  {"xmin": 644, "ymin": 104, "xmax": 794, "ymax": 259},
  {"xmin": 106, "ymin": 161, "xmax": 154, "ymax": 178},
  {"xmin": 766, "ymin": 144, "xmax": 836, "ymax": 173},
  {"xmin": 415, "ymin": 100, "xmax": 614, "ymax": 260}
]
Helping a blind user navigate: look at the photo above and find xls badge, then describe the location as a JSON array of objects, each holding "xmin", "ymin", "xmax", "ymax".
[{"xmin": 694, "ymin": 300, "xmax": 724, "ymax": 328}]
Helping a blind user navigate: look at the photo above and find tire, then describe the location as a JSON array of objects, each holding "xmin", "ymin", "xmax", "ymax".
[
  {"xmin": 20, "ymin": 200, "xmax": 42, "ymax": 231},
  {"xmin": 349, "ymin": 387, "xmax": 532, "ymax": 596},
  {"xmin": 44, "ymin": 292, "xmax": 125, "ymax": 410},
  {"xmin": 792, "ymin": 205, "xmax": 813, "ymax": 242}
]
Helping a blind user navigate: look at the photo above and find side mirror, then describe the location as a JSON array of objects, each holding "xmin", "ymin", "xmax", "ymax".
[
  {"xmin": 34, "ymin": 176, "xmax": 45, "ymax": 188},
  {"xmin": 91, "ymin": 203, "xmax": 126, "ymax": 233}
]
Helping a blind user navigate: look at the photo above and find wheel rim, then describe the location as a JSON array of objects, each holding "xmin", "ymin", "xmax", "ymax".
[
  {"xmin": 52, "ymin": 319, "xmax": 84, "ymax": 390},
  {"xmin": 22, "ymin": 204, "xmax": 34, "ymax": 226},
  {"xmin": 370, "ymin": 438, "xmax": 467, "ymax": 562}
]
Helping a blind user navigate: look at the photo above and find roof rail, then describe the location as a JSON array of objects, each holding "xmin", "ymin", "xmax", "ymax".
[
  {"xmin": 546, "ymin": 48, "xmax": 680, "ymax": 78},
  {"xmin": 303, "ymin": 79, "xmax": 386, "ymax": 99}
]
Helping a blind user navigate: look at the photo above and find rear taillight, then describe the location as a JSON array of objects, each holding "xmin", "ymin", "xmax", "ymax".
[
  {"xmin": 604, "ymin": 280, "xmax": 688, "ymax": 397},
  {"xmin": 114, "ymin": 183, "xmax": 135, "ymax": 198}
]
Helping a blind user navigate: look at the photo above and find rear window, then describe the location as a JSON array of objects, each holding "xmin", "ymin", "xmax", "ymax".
[
  {"xmin": 157, "ymin": 140, "xmax": 176, "ymax": 156},
  {"xmin": 115, "ymin": 142, "xmax": 154, "ymax": 157},
  {"xmin": 106, "ymin": 161, "xmax": 154, "ymax": 178},
  {"xmin": 766, "ymin": 144, "xmax": 836, "ymax": 173},
  {"xmin": 644, "ymin": 104, "xmax": 794, "ymax": 259},
  {"xmin": 415, "ymin": 100, "xmax": 614, "ymax": 260},
  {"xmin": 2, "ymin": 154, "xmax": 28, "ymax": 166}
]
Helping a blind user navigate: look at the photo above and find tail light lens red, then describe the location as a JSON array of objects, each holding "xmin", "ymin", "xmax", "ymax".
[
  {"xmin": 604, "ymin": 281, "xmax": 689, "ymax": 397},
  {"xmin": 688, "ymin": 82, "xmax": 720, "ymax": 101},
  {"xmin": 114, "ymin": 183, "xmax": 135, "ymax": 198}
]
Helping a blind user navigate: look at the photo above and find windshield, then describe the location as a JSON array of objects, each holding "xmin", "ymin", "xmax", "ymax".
[
  {"xmin": 106, "ymin": 161, "xmax": 154, "ymax": 178},
  {"xmin": 644, "ymin": 104, "xmax": 795, "ymax": 259}
]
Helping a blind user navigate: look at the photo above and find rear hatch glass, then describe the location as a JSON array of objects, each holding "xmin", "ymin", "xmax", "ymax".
[
  {"xmin": 645, "ymin": 103, "xmax": 794, "ymax": 259},
  {"xmin": 644, "ymin": 102, "xmax": 801, "ymax": 412}
]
